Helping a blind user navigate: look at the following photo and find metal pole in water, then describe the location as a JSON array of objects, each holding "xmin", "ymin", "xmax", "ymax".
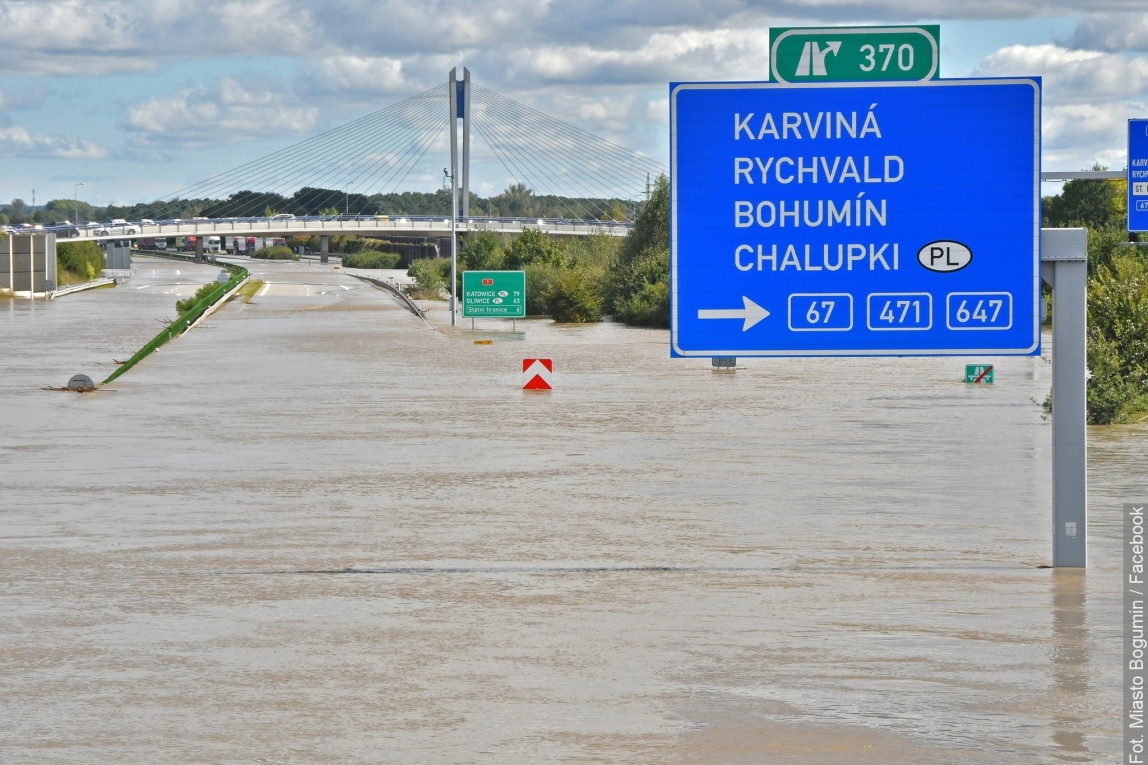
[
  {"xmin": 1041, "ymin": 227, "xmax": 1088, "ymax": 567},
  {"xmin": 451, "ymin": 179, "xmax": 458, "ymax": 325},
  {"xmin": 449, "ymin": 68, "xmax": 459, "ymax": 326}
]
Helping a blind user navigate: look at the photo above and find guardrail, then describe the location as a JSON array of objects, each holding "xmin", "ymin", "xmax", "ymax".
[
  {"xmin": 350, "ymin": 274, "xmax": 428, "ymax": 323},
  {"xmin": 101, "ymin": 261, "xmax": 248, "ymax": 386},
  {"xmin": 50, "ymin": 277, "xmax": 116, "ymax": 298}
]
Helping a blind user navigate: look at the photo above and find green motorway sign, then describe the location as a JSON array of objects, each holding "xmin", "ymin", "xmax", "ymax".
[
  {"xmin": 770, "ymin": 26, "xmax": 940, "ymax": 84},
  {"xmin": 965, "ymin": 364, "xmax": 995, "ymax": 384},
  {"xmin": 462, "ymin": 270, "xmax": 526, "ymax": 318}
]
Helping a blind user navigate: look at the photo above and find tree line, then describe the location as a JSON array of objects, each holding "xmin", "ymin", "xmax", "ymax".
[{"xmin": 1, "ymin": 183, "xmax": 639, "ymax": 226}]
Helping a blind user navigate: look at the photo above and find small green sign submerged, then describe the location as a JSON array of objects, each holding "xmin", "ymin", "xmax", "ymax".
[
  {"xmin": 770, "ymin": 26, "xmax": 940, "ymax": 84},
  {"xmin": 965, "ymin": 364, "xmax": 995, "ymax": 384},
  {"xmin": 462, "ymin": 270, "xmax": 526, "ymax": 318}
]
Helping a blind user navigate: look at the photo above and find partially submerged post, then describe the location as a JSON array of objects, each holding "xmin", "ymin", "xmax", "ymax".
[
  {"xmin": 1041, "ymin": 227, "xmax": 1088, "ymax": 568},
  {"xmin": 448, "ymin": 66, "xmax": 471, "ymax": 326},
  {"xmin": 66, "ymin": 374, "xmax": 95, "ymax": 391}
]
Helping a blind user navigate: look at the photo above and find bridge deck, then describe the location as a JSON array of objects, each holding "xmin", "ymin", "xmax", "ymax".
[{"xmin": 37, "ymin": 215, "xmax": 632, "ymax": 243}]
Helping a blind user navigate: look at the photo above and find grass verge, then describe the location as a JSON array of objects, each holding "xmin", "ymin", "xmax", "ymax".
[{"xmin": 237, "ymin": 280, "xmax": 264, "ymax": 303}]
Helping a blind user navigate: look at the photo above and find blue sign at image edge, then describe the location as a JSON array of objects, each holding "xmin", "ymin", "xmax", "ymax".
[
  {"xmin": 1129, "ymin": 119, "xmax": 1148, "ymax": 233},
  {"xmin": 669, "ymin": 78, "xmax": 1042, "ymax": 358}
]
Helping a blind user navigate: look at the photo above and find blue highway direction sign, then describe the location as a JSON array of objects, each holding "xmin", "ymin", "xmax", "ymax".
[
  {"xmin": 1130, "ymin": 119, "xmax": 1148, "ymax": 233},
  {"xmin": 670, "ymin": 78, "xmax": 1042, "ymax": 357}
]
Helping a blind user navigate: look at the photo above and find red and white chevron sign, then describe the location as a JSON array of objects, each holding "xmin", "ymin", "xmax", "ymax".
[{"xmin": 522, "ymin": 358, "xmax": 553, "ymax": 390}]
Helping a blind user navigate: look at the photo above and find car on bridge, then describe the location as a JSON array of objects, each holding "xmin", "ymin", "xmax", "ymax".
[{"xmin": 96, "ymin": 219, "xmax": 138, "ymax": 235}]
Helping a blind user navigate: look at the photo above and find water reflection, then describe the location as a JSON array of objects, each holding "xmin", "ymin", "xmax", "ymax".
[{"xmin": 1051, "ymin": 569, "xmax": 1090, "ymax": 758}]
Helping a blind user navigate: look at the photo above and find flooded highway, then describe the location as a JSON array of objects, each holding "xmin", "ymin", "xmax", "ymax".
[{"xmin": 1, "ymin": 255, "xmax": 1143, "ymax": 763}]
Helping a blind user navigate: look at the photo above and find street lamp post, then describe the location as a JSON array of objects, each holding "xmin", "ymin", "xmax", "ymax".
[{"xmin": 74, "ymin": 182, "xmax": 84, "ymax": 225}]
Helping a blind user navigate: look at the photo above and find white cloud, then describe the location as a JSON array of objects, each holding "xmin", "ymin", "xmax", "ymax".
[
  {"xmin": 0, "ymin": 124, "xmax": 110, "ymax": 159},
  {"xmin": 209, "ymin": 0, "xmax": 315, "ymax": 52},
  {"xmin": 0, "ymin": 85, "xmax": 48, "ymax": 111},
  {"xmin": 976, "ymin": 44, "xmax": 1148, "ymax": 102},
  {"xmin": 125, "ymin": 77, "xmax": 319, "ymax": 149},
  {"xmin": 0, "ymin": 0, "xmax": 149, "ymax": 75},
  {"xmin": 0, "ymin": 0, "xmax": 315, "ymax": 75},
  {"xmin": 298, "ymin": 56, "xmax": 409, "ymax": 97},
  {"xmin": 972, "ymin": 43, "xmax": 1148, "ymax": 170},
  {"xmin": 499, "ymin": 28, "xmax": 773, "ymax": 87},
  {"xmin": 1068, "ymin": 12, "xmax": 1148, "ymax": 52},
  {"xmin": 1042, "ymin": 101, "xmax": 1141, "ymax": 171}
]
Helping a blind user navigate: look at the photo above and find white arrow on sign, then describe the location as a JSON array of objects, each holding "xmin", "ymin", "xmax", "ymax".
[{"xmin": 697, "ymin": 296, "xmax": 770, "ymax": 331}]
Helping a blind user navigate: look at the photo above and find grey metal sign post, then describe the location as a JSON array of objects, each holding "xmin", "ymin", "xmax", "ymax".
[{"xmin": 1040, "ymin": 227, "xmax": 1087, "ymax": 567}]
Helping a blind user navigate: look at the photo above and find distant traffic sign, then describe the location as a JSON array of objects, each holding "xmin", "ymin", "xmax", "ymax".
[
  {"xmin": 462, "ymin": 270, "xmax": 525, "ymax": 318},
  {"xmin": 669, "ymin": 78, "xmax": 1042, "ymax": 357},
  {"xmin": 1130, "ymin": 119, "xmax": 1148, "ymax": 232},
  {"xmin": 770, "ymin": 26, "xmax": 939, "ymax": 84}
]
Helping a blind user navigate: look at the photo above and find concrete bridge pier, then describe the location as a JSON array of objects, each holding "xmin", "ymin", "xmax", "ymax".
[
  {"xmin": 320, "ymin": 235, "xmax": 329, "ymax": 264},
  {"xmin": 194, "ymin": 237, "xmax": 205, "ymax": 264}
]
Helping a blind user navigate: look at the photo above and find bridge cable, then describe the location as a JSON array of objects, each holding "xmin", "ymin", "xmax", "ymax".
[
  {"xmin": 161, "ymin": 85, "xmax": 447, "ymax": 205},
  {"xmin": 157, "ymin": 86, "xmax": 449, "ymax": 216},
  {"xmin": 470, "ymin": 85, "xmax": 663, "ymax": 218},
  {"xmin": 472, "ymin": 85, "xmax": 665, "ymax": 185}
]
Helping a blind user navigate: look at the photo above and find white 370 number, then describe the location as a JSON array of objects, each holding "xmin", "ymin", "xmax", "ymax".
[{"xmin": 859, "ymin": 43, "xmax": 914, "ymax": 72}]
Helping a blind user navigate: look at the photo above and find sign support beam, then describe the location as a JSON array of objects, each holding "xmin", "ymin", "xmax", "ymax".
[
  {"xmin": 448, "ymin": 68, "xmax": 460, "ymax": 324},
  {"xmin": 1041, "ymin": 227, "xmax": 1087, "ymax": 568}
]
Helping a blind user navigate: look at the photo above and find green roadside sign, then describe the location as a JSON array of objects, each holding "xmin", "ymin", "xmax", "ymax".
[
  {"xmin": 770, "ymin": 26, "xmax": 940, "ymax": 84},
  {"xmin": 965, "ymin": 364, "xmax": 995, "ymax": 384},
  {"xmin": 462, "ymin": 270, "xmax": 526, "ymax": 318}
]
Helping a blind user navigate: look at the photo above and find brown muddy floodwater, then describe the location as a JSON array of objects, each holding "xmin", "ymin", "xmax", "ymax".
[{"xmin": 1, "ymin": 255, "xmax": 1144, "ymax": 763}]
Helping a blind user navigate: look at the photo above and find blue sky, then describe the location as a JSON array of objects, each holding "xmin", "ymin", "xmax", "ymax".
[{"xmin": 0, "ymin": 2, "xmax": 1144, "ymax": 209}]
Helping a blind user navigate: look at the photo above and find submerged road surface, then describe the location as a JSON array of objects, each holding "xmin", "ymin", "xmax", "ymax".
[{"xmin": 1, "ymin": 255, "xmax": 1143, "ymax": 763}]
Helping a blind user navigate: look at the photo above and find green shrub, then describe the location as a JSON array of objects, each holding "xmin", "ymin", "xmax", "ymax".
[
  {"xmin": 459, "ymin": 231, "xmax": 506, "ymax": 272},
  {"xmin": 604, "ymin": 176, "xmax": 669, "ymax": 326},
  {"xmin": 614, "ymin": 280, "xmax": 670, "ymax": 328},
  {"xmin": 505, "ymin": 228, "xmax": 564, "ymax": 269},
  {"xmin": 406, "ymin": 257, "xmax": 450, "ymax": 297},
  {"xmin": 523, "ymin": 263, "xmax": 561, "ymax": 315},
  {"xmin": 544, "ymin": 268, "xmax": 603, "ymax": 323},
  {"xmin": 1086, "ymin": 248, "xmax": 1148, "ymax": 423},
  {"xmin": 176, "ymin": 281, "xmax": 223, "ymax": 314},
  {"xmin": 57, "ymin": 240, "xmax": 105, "ymax": 281},
  {"xmin": 250, "ymin": 245, "xmax": 298, "ymax": 260},
  {"xmin": 342, "ymin": 251, "xmax": 402, "ymax": 269}
]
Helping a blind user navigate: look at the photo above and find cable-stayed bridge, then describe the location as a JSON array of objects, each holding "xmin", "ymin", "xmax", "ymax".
[{"xmin": 50, "ymin": 68, "xmax": 666, "ymax": 253}]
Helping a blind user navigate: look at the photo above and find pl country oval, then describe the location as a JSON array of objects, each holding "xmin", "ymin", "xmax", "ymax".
[{"xmin": 917, "ymin": 240, "xmax": 973, "ymax": 273}]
